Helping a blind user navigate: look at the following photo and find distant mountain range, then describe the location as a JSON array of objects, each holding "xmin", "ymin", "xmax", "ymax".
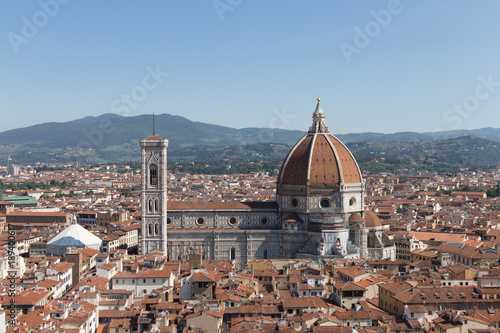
[
  {"xmin": 0, "ymin": 113, "xmax": 500, "ymax": 170},
  {"xmin": 0, "ymin": 113, "xmax": 302, "ymax": 151}
]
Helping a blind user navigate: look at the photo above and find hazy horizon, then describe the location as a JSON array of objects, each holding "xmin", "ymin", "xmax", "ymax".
[{"xmin": 0, "ymin": 111, "xmax": 499, "ymax": 137}]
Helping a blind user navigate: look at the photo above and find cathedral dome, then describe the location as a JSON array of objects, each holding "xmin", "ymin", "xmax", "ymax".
[{"xmin": 277, "ymin": 99, "xmax": 361, "ymax": 193}]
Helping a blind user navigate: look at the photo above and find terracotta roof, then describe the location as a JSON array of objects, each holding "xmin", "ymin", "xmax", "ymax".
[
  {"xmin": 109, "ymin": 318, "xmax": 131, "ymax": 329},
  {"xmin": 113, "ymin": 268, "xmax": 172, "ymax": 279},
  {"xmin": 349, "ymin": 213, "xmax": 363, "ymax": 222},
  {"xmin": 98, "ymin": 263, "xmax": 116, "ymax": 271},
  {"xmin": 7, "ymin": 211, "xmax": 70, "ymax": 217},
  {"xmin": 357, "ymin": 276, "xmax": 383, "ymax": 287},
  {"xmin": 409, "ymin": 231, "xmax": 467, "ymax": 243},
  {"xmin": 193, "ymin": 271, "xmax": 216, "ymax": 282},
  {"xmin": 50, "ymin": 262, "xmax": 74, "ymax": 273},
  {"xmin": 313, "ymin": 327, "xmax": 353, "ymax": 333},
  {"xmin": 378, "ymin": 282, "xmax": 413, "ymax": 294},
  {"xmin": 365, "ymin": 210, "xmax": 382, "ymax": 228},
  {"xmin": 281, "ymin": 296, "xmax": 330, "ymax": 309},
  {"xmin": 333, "ymin": 281, "xmax": 366, "ymax": 291},
  {"xmin": 393, "ymin": 286, "xmax": 479, "ymax": 304},
  {"xmin": 278, "ymin": 132, "xmax": 361, "ymax": 187},
  {"xmin": 328, "ymin": 134, "xmax": 361, "ymax": 184},
  {"xmin": 168, "ymin": 201, "xmax": 277, "ymax": 210},
  {"xmin": 144, "ymin": 135, "xmax": 163, "ymax": 140},
  {"xmin": 37, "ymin": 278, "xmax": 60, "ymax": 288},
  {"xmin": 337, "ymin": 266, "xmax": 368, "ymax": 279},
  {"xmin": 81, "ymin": 248, "xmax": 99, "ymax": 257},
  {"xmin": 78, "ymin": 211, "xmax": 97, "ymax": 215},
  {"xmin": 335, "ymin": 310, "xmax": 372, "ymax": 320},
  {"xmin": 279, "ymin": 135, "xmax": 313, "ymax": 185}
]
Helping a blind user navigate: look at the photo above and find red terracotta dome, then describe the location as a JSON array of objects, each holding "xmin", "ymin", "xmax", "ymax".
[
  {"xmin": 277, "ymin": 99, "xmax": 362, "ymax": 190},
  {"xmin": 364, "ymin": 210, "xmax": 382, "ymax": 228},
  {"xmin": 349, "ymin": 213, "xmax": 364, "ymax": 222}
]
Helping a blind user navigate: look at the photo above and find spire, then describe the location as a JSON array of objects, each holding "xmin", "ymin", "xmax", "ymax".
[{"xmin": 308, "ymin": 97, "xmax": 329, "ymax": 133}]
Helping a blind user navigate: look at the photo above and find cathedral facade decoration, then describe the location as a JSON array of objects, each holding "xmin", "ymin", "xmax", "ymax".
[{"xmin": 140, "ymin": 99, "xmax": 396, "ymax": 267}]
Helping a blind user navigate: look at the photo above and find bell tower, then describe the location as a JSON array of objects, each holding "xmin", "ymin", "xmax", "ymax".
[{"xmin": 140, "ymin": 123, "xmax": 168, "ymax": 255}]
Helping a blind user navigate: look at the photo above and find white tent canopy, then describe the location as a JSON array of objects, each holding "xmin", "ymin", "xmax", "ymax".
[{"xmin": 47, "ymin": 223, "xmax": 102, "ymax": 256}]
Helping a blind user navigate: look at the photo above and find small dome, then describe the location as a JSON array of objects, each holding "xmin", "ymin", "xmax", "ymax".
[
  {"xmin": 349, "ymin": 213, "xmax": 364, "ymax": 222},
  {"xmin": 364, "ymin": 210, "xmax": 382, "ymax": 228}
]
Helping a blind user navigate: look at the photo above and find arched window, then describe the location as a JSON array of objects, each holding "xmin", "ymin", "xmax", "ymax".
[
  {"xmin": 230, "ymin": 247, "xmax": 236, "ymax": 260},
  {"xmin": 149, "ymin": 164, "xmax": 158, "ymax": 186},
  {"xmin": 155, "ymin": 223, "xmax": 159, "ymax": 236},
  {"xmin": 148, "ymin": 199, "xmax": 153, "ymax": 212},
  {"xmin": 263, "ymin": 249, "xmax": 268, "ymax": 259},
  {"xmin": 148, "ymin": 224, "xmax": 153, "ymax": 236},
  {"xmin": 154, "ymin": 199, "xmax": 159, "ymax": 212}
]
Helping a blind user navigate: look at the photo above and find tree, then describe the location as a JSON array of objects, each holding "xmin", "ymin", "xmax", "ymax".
[
  {"xmin": 120, "ymin": 189, "xmax": 133, "ymax": 197},
  {"xmin": 487, "ymin": 183, "xmax": 500, "ymax": 198},
  {"xmin": 396, "ymin": 206, "xmax": 408, "ymax": 214}
]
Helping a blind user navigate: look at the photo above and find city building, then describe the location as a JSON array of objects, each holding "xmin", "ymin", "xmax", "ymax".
[
  {"xmin": 141, "ymin": 99, "xmax": 396, "ymax": 266},
  {"xmin": 46, "ymin": 217, "xmax": 102, "ymax": 256}
]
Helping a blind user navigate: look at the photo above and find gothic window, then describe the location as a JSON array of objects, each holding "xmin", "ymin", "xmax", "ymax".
[
  {"xmin": 155, "ymin": 223, "xmax": 159, "ymax": 236},
  {"xmin": 230, "ymin": 247, "xmax": 236, "ymax": 260},
  {"xmin": 154, "ymin": 199, "xmax": 159, "ymax": 212},
  {"xmin": 149, "ymin": 164, "xmax": 158, "ymax": 186},
  {"xmin": 263, "ymin": 249, "xmax": 268, "ymax": 259},
  {"xmin": 148, "ymin": 199, "xmax": 153, "ymax": 212},
  {"xmin": 148, "ymin": 224, "xmax": 153, "ymax": 236}
]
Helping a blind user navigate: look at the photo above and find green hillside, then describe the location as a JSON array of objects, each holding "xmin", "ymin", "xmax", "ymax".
[{"xmin": 0, "ymin": 113, "xmax": 500, "ymax": 173}]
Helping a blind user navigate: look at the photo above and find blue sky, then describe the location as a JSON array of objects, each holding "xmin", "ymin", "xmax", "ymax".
[{"xmin": 1, "ymin": 1, "xmax": 500, "ymax": 134}]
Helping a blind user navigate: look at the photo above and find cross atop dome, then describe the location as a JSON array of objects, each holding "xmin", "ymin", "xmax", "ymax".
[{"xmin": 309, "ymin": 97, "xmax": 329, "ymax": 133}]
